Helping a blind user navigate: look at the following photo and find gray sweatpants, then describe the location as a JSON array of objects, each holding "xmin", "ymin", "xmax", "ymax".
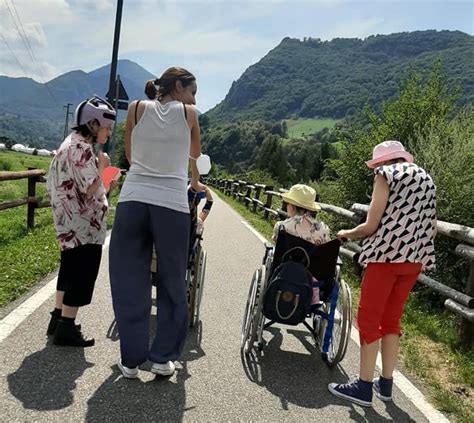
[{"xmin": 109, "ymin": 201, "xmax": 190, "ymax": 367}]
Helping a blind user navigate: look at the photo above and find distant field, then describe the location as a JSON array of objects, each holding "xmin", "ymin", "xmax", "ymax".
[{"xmin": 284, "ymin": 118, "xmax": 339, "ymax": 138}]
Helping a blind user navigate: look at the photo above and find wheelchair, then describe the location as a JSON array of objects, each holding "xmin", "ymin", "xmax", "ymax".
[
  {"xmin": 151, "ymin": 208, "xmax": 207, "ymax": 328},
  {"xmin": 241, "ymin": 230, "xmax": 352, "ymax": 366}
]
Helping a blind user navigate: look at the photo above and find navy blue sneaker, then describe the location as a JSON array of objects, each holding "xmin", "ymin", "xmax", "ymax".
[
  {"xmin": 373, "ymin": 376, "xmax": 393, "ymax": 401},
  {"xmin": 328, "ymin": 378, "xmax": 373, "ymax": 407}
]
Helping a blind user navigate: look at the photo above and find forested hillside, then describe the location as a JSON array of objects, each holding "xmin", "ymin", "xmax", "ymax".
[
  {"xmin": 0, "ymin": 60, "xmax": 155, "ymax": 148},
  {"xmin": 206, "ymin": 30, "xmax": 474, "ymax": 122}
]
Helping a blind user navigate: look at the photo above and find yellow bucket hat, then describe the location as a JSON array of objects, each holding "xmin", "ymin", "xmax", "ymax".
[{"xmin": 281, "ymin": 184, "xmax": 321, "ymax": 212}]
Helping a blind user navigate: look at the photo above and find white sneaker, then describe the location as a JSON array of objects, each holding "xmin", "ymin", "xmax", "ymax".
[
  {"xmin": 117, "ymin": 359, "xmax": 139, "ymax": 379},
  {"xmin": 151, "ymin": 361, "xmax": 176, "ymax": 376}
]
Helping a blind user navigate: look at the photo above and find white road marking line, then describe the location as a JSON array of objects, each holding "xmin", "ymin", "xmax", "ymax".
[
  {"xmin": 241, "ymin": 220, "xmax": 268, "ymax": 243},
  {"xmin": 241, "ymin": 220, "xmax": 449, "ymax": 422},
  {"xmin": 0, "ymin": 234, "xmax": 111, "ymax": 343}
]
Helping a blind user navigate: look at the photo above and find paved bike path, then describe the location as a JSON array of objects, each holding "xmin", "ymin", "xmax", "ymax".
[{"xmin": 0, "ymin": 194, "xmax": 439, "ymax": 421}]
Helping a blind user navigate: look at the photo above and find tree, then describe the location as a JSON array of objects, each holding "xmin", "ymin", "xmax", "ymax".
[
  {"xmin": 112, "ymin": 123, "xmax": 128, "ymax": 170},
  {"xmin": 327, "ymin": 63, "xmax": 455, "ymax": 206},
  {"xmin": 199, "ymin": 114, "xmax": 210, "ymax": 133},
  {"xmin": 256, "ymin": 134, "xmax": 293, "ymax": 185}
]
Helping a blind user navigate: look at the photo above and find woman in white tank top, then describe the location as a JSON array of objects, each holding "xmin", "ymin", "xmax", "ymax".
[{"xmin": 109, "ymin": 67, "xmax": 205, "ymax": 378}]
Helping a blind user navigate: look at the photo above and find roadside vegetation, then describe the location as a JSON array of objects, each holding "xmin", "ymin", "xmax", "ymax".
[{"xmin": 0, "ymin": 151, "xmax": 57, "ymax": 306}]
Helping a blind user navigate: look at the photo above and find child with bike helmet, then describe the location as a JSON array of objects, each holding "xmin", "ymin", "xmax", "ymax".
[{"xmin": 46, "ymin": 95, "xmax": 117, "ymax": 347}]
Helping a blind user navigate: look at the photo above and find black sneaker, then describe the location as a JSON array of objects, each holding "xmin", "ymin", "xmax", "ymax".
[
  {"xmin": 373, "ymin": 376, "xmax": 393, "ymax": 401},
  {"xmin": 53, "ymin": 319, "xmax": 94, "ymax": 347},
  {"xmin": 46, "ymin": 311, "xmax": 81, "ymax": 336}
]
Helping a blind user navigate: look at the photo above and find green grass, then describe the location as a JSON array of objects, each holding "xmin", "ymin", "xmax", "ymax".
[
  {"xmin": 0, "ymin": 151, "xmax": 58, "ymax": 305},
  {"xmin": 284, "ymin": 118, "xmax": 339, "ymax": 138},
  {"xmin": 215, "ymin": 186, "xmax": 474, "ymax": 423}
]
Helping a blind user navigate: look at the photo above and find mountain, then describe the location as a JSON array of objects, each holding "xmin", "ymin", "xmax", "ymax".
[
  {"xmin": 0, "ymin": 60, "xmax": 156, "ymax": 148},
  {"xmin": 206, "ymin": 30, "xmax": 474, "ymax": 122}
]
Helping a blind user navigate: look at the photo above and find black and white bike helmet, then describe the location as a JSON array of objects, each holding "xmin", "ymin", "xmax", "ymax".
[{"xmin": 74, "ymin": 95, "xmax": 116, "ymax": 131}]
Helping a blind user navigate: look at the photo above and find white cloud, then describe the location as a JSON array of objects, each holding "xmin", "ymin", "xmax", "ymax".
[
  {"xmin": 1, "ymin": 23, "xmax": 48, "ymax": 48},
  {"xmin": 1, "ymin": 0, "xmax": 73, "ymax": 24},
  {"xmin": 122, "ymin": 27, "xmax": 271, "ymax": 56},
  {"xmin": 322, "ymin": 17, "xmax": 385, "ymax": 40},
  {"xmin": 66, "ymin": 0, "xmax": 114, "ymax": 12}
]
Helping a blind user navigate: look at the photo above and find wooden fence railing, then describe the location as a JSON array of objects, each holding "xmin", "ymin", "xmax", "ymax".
[
  {"xmin": 0, "ymin": 168, "xmax": 50, "ymax": 229},
  {"xmin": 208, "ymin": 177, "xmax": 474, "ymax": 348}
]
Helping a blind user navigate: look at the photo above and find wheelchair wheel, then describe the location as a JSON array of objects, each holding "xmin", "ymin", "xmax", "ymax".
[
  {"xmin": 241, "ymin": 268, "xmax": 262, "ymax": 355},
  {"xmin": 190, "ymin": 249, "xmax": 207, "ymax": 328},
  {"xmin": 319, "ymin": 280, "xmax": 352, "ymax": 366},
  {"xmin": 186, "ymin": 266, "xmax": 195, "ymax": 327}
]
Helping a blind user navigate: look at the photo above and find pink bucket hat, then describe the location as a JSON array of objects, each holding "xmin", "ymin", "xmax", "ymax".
[{"xmin": 365, "ymin": 140, "xmax": 414, "ymax": 168}]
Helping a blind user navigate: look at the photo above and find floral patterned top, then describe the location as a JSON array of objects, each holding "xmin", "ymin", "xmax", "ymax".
[
  {"xmin": 46, "ymin": 133, "xmax": 108, "ymax": 251},
  {"xmin": 273, "ymin": 214, "xmax": 331, "ymax": 245}
]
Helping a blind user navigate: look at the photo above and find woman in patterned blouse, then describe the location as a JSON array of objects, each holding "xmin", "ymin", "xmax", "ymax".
[{"xmin": 328, "ymin": 141, "xmax": 437, "ymax": 407}]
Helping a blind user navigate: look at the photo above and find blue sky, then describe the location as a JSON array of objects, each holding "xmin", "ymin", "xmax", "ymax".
[{"xmin": 1, "ymin": 0, "xmax": 473, "ymax": 112}]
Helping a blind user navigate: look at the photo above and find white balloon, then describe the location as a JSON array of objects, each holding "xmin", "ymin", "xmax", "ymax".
[{"xmin": 196, "ymin": 154, "xmax": 211, "ymax": 175}]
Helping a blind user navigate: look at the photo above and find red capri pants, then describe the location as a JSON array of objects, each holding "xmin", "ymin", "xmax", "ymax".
[{"xmin": 357, "ymin": 262, "xmax": 422, "ymax": 345}]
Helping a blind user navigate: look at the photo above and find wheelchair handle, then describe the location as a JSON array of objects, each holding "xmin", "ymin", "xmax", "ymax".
[{"xmin": 275, "ymin": 291, "xmax": 300, "ymax": 321}]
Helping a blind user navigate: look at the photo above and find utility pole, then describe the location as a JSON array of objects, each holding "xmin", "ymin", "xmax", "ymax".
[
  {"xmin": 104, "ymin": 0, "xmax": 124, "ymax": 154},
  {"xmin": 108, "ymin": 75, "xmax": 121, "ymax": 161},
  {"xmin": 63, "ymin": 103, "xmax": 73, "ymax": 139}
]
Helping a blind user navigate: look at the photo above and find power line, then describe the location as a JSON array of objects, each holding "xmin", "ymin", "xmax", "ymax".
[
  {"xmin": 0, "ymin": 32, "xmax": 28, "ymax": 76},
  {"xmin": 7, "ymin": 0, "xmax": 59, "ymax": 105},
  {"xmin": 3, "ymin": 0, "xmax": 60, "ymax": 106}
]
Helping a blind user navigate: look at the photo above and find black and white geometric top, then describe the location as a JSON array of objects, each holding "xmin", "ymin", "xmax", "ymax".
[{"xmin": 359, "ymin": 162, "xmax": 437, "ymax": 270}]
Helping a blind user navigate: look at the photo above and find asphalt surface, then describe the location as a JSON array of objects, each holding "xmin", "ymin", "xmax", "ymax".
[{"xmin": 0, "ymin": 195, "xmax": 432, "ymax": 422}]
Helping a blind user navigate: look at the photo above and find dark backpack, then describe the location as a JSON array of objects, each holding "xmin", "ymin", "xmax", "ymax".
[{"xmin": 262, "ymin": 248, "xmax": 313, "ymax": 326}]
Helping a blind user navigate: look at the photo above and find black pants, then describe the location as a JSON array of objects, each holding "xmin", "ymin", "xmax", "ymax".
[{"xmin": 57, "ymin": 244, "xmax": 102, "ymax": 307}]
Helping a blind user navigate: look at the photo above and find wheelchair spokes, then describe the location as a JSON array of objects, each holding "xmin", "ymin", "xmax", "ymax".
[
  {"xmin": 320, "ymin": 280, "xmax": 352, "ymax": 366},
  {"xmin": 241, "ymin": 268, "xmax": 263, "ymax": 355}
]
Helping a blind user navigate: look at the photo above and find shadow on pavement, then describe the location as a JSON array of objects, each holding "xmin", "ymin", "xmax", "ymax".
[
  {"xmin": 242, "ymin": 327, "xmax": 416, "ymax": 422},
  {"xmin": 85, "ymin": 318, "xmax": 205, "ymax": 422},
  {"xmin": 7, "ymin": 340, "xmax": 94, "ymax": 411}
]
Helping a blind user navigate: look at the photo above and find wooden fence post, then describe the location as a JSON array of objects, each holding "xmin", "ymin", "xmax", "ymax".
[
  {"xmin": 244, "ymin": 184, "xmax": 253, "ymax": 208},
  {"xmin": 27, "ymin": 167, "xmax": 38, "ymax": 229},
  {"xmin": 263, "ymin": 187, "xmax": 273, "ymax": 220},
  {"xmin": 252, "ymin": 185, "xmax": 262, "ymax": 213},
  {"xmin": 459, "ymin": 251, "xmax": 474, "ymax": 349},
  {"xmin": 237, "ymin": 181, "xmax": 247, "ymax": 202}
]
